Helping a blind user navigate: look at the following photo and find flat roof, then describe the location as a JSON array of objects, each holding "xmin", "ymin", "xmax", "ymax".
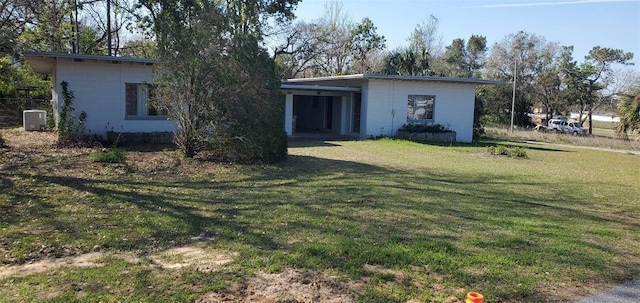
[
  {"xmin": 24, "ymin": 51, "xmax": 154, "ymax": 74},
  {"xmin": 23, "ymin": 51, "xmax": 154, "ymax": 64},
  {"xmin": 23, "ymin": 52, "xmax": 501, "ymax": 87},
  {"xmin": 283, "ymin": 73, "xmax": 501, "ymax": 85}
]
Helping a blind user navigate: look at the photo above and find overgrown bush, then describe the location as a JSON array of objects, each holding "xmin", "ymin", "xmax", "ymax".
[
  {"xmin": 487, "ymin": 145, "xmax": 528, "ymax": 158},
  {"xmin": 0, "ymin": 132, "xmax": 6, "ymax": 148},
  {"xmin": 153, "ymin": 8, "xmax": 287, "ymax": 163},
  {"xmin": 89, "ymin": 148, "xmax": 126, "ymax": 163},
  {"xmin": 399, "ymin": 123, "xmax": 452, "ymax": 133}
]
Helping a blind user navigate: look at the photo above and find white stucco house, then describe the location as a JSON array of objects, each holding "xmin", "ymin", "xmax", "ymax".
[
  {"xmin": 25, "ymin": 52, "xmax": 499, "ymax": 143},
  {"xmin": 24, "ymin": 52, "xmax": 174, "ymax": 139}
]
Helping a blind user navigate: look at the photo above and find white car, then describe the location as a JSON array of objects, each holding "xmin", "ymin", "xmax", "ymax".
[
  {"xmin": 547, "ymin": 119, "xmax": 567, "ymax": 132},
  {"xmin": 547, "ymin": 119, "xmax": 587, "ymax": 135},
  {"xmin": 565, "ymin": 121, "xmax": 588, "ymax": 136}
]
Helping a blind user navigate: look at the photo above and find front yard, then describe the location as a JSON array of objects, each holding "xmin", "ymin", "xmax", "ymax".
[{"xmin": 1, "ymin": 128, "xmax": 639, "ymax": 302}]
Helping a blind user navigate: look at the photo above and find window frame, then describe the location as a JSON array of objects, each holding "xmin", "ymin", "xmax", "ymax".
[
  {"xmin": 124, "ymin": 83, "xmax": 168, "ymax": 120},
  {"xmin": 407, "ymin": 95, "xmax": 435, "ymax": 124}
]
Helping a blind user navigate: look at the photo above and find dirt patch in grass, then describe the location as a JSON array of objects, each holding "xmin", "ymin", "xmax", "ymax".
[
  {"xmin": 0, "ymin": 245, "xmax": 236, "ymax": 280},
  {"xmin": 198, "ymin": 267, "xmax": 359, "ymax": 303},
  {"xmin": 149, "ymin": 246, "xmax": 236, "ymax": 272},
  {"xmin": 0, "ymin": 252, "xmax": 104, "ymax": 280}
]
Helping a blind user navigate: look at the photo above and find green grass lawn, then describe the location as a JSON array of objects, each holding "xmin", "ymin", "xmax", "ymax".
[{"xmin": 1, "ymin": 130, "xmax": 639, "ymax": 302}]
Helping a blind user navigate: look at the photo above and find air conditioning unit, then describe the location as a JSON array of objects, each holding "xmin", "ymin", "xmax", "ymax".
[{"xmin": 23, "ymin": 110, "xmax": 47, "ymax": 131}]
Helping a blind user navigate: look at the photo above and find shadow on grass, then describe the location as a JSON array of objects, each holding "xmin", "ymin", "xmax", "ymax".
[
  {"xmin": 481, "ymin": 138, "xmax": 575, "ymax": 152},
  {"xmin": 121, "ymin": 143, "xmax": 177, "ymax": 153},
  {"xmin": 287, "ymin": 140, "xmax": 344, "ymax": 148},
  {"xmin": 1, "ymin": 153, "xmax": 638, "ymax": 302},
  {"xmin": 386, "ymin": 137, "xmax": 575, "ymax": 154}
]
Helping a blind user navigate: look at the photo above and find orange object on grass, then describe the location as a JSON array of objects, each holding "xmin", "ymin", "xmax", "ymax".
[{"xmin": 465, "ymin": 292, "xmax": 484, "ymax": 303}]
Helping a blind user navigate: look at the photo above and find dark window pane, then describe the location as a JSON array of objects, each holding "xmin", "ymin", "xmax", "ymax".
[{"xmin": 125, "ymin": 83, "xmax": 138, "ymax": 116}]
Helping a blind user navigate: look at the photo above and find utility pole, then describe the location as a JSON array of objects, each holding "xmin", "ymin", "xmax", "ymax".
[
  {"xmin": 75, "ymin": 0, "xmax": 79, "ymax": 53},
  {"xmin": 107, "ymin": 0, "xmax": 111, "ymax": 56},
  {"xmin": 510, "ymin": 55, "xmax": 517, "ymax": 133}
]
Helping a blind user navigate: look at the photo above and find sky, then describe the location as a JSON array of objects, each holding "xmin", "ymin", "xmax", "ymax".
[{"xmin": 291, "ymin": 0, "xmax": 640, "ymax": 71}]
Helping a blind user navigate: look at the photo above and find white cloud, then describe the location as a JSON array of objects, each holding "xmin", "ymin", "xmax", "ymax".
[{"xmin": 467, "ymin": 0, "xmax": 638, "ymax": 9}]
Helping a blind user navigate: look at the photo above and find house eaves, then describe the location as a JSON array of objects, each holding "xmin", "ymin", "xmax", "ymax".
[
  {"xmin": 280, "ymin": 84, "xmax": 361, "ymax": 92},
  {"xmin": 283, "ymin": 73, "xmax": 502, "ymax": 86},
  {"xmin": 24, "ymin": 51, "xmax": 154, "ymax": 74}
]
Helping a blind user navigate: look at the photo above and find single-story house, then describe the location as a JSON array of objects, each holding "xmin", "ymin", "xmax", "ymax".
[{"xmin": 25, "ymin": 52, "xmax": 499, "ymax": 143}]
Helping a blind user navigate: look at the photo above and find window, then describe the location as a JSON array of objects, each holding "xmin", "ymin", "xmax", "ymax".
[
  {"xmin": 125, "ymin": 83, "xmax": 167, "ymax": 119},
  {"xmin": 407, "ymin": 95, "xmax": 435, "ymax": 122}
]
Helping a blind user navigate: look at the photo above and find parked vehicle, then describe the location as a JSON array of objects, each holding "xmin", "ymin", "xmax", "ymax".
[
  {"xmin": 547, "ymin": 119, "xmax": 567, "ymax": 132},
  {"xmin": 565, "ymin": 121, "xmax": 588, "ymax": 135},
  {"xmin": 547, "ymin": 119, "xmax": 587, "ymax": 135}
]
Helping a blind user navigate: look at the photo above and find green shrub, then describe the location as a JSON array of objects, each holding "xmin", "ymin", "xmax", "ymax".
[
  {"xmin": 0, "ymin": 133, "xmax": 6, "ymax": 148},
  {"xmin": 89, "ymin": 148, "xmax": 126, "ymax": 163},
  {"xmin": 487, "ymin": 145, "xmax": 508, "ymax": 156},
  {"xmin": 510, "ymin": 146, "xmax": 528, "ymax": 158},
  {"xmin": 487, "ymin": 145, "xmax": 528, "ymax": 158},
  {"xmin": 399, "ymin": 123, "xmax": 452, "ymax": 133}
]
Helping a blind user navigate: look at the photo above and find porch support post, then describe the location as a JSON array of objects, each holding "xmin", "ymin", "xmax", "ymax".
[
  {"xmin": 285, "ymin": 93, "xmax": 294, "ymax": 136},
  {"xmin": 340, "ymin": 95, "xmax": 348, "ymax": 135}
]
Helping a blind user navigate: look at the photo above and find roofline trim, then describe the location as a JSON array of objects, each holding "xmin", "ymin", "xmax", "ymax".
[
  {"xmin": 283, "ymin": 73, "xmax": 502, "ymax": 85},
  {"xmin": 23, "ymin": 51, "xmax": 154, "ymax": 65},
  {"xmin": 280, "ymin": 84, "xmax": 361, "ymax": 92}
]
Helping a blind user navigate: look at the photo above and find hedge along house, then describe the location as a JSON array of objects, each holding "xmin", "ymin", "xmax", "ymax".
[
  {"xmin": 24, "ymin": 52, "xmax": 174, "ymax": 141},
  {"xmin": 25, "ymin": 52, "xmax": 499, "ymax": 143},
  {"xmin": 282, "ymin": 75, "xmax": 499, "ymax": 143}
]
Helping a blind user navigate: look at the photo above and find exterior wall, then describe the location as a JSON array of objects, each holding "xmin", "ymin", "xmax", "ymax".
[
  {"xmin": 364, "ymin": 79, "xmax": 477, "ymax": 142},
  {"xmin": 54, "ymin": 60, "xmax": 175, "ymax": 138}
]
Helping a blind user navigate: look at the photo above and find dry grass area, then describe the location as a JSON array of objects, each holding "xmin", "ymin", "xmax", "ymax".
[{"xmin": 486, "ymin": 126, "xmax": 640, "ymax": 151}]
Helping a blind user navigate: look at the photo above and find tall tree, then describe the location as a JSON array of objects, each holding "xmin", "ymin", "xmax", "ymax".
[
  {"xmin": 11, "ymin": 0, "xmax": 134, "ymax": 55},
  {"xmin": 407, "ymin": 14, "xmax": 443, "ymax": 58},
  {"xmin": 313, "ymin": 0, "xmax": 354, "ymax": 75},
  {"xmin": 273, "ymin": 20, "xmax": 323, "ymax": 78},
  {"xmin": 615, "ymin": 85, "xmax": 640, "ymax": 139},
  {"xmin": 380, "ymin": 47, "xmax": 420, "ymax": 76},
  {"xmin": 443, "ymin": 35, "xmax": 487, "ymax": 78},
  {"xmin": 0, "ymin": 0, "xmax": 34, "ymax": 55},
  {"xmin": 139, "ymin": 0, "xmax": 295, "ymax": 162},
  {"xmin": 534, "ymin": 61, "xmax": 564, "ymax": 122},
  {"xmin": 560, "ymin": 46, "xmax": 634, "ymax": 134},
  {"xmin": 404, "ymin": 14, "xmax": 445, "ymax": 76},
  {"xmin": 483, "ymin": 31, "xmax": 559, "ymax": 126},
  {"xmin": 272, "ymin": 1, "xmax": 384, "ymax": 77},
  {"xmin": 348, "ymin": 17, "xmax": 385, "ymax": 74},
  {"xmin": 119, "ymin": 36, "xmax": 157, "ymax": 58},
  {"xmin": 79, "ymin": 0, "xmax": 134, "ymax": 55}
]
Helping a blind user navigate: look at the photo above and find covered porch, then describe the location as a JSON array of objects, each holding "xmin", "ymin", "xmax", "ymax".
[{"xmin": 282, "ymin": 84, "xmax": 363, "ymax": 139}]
